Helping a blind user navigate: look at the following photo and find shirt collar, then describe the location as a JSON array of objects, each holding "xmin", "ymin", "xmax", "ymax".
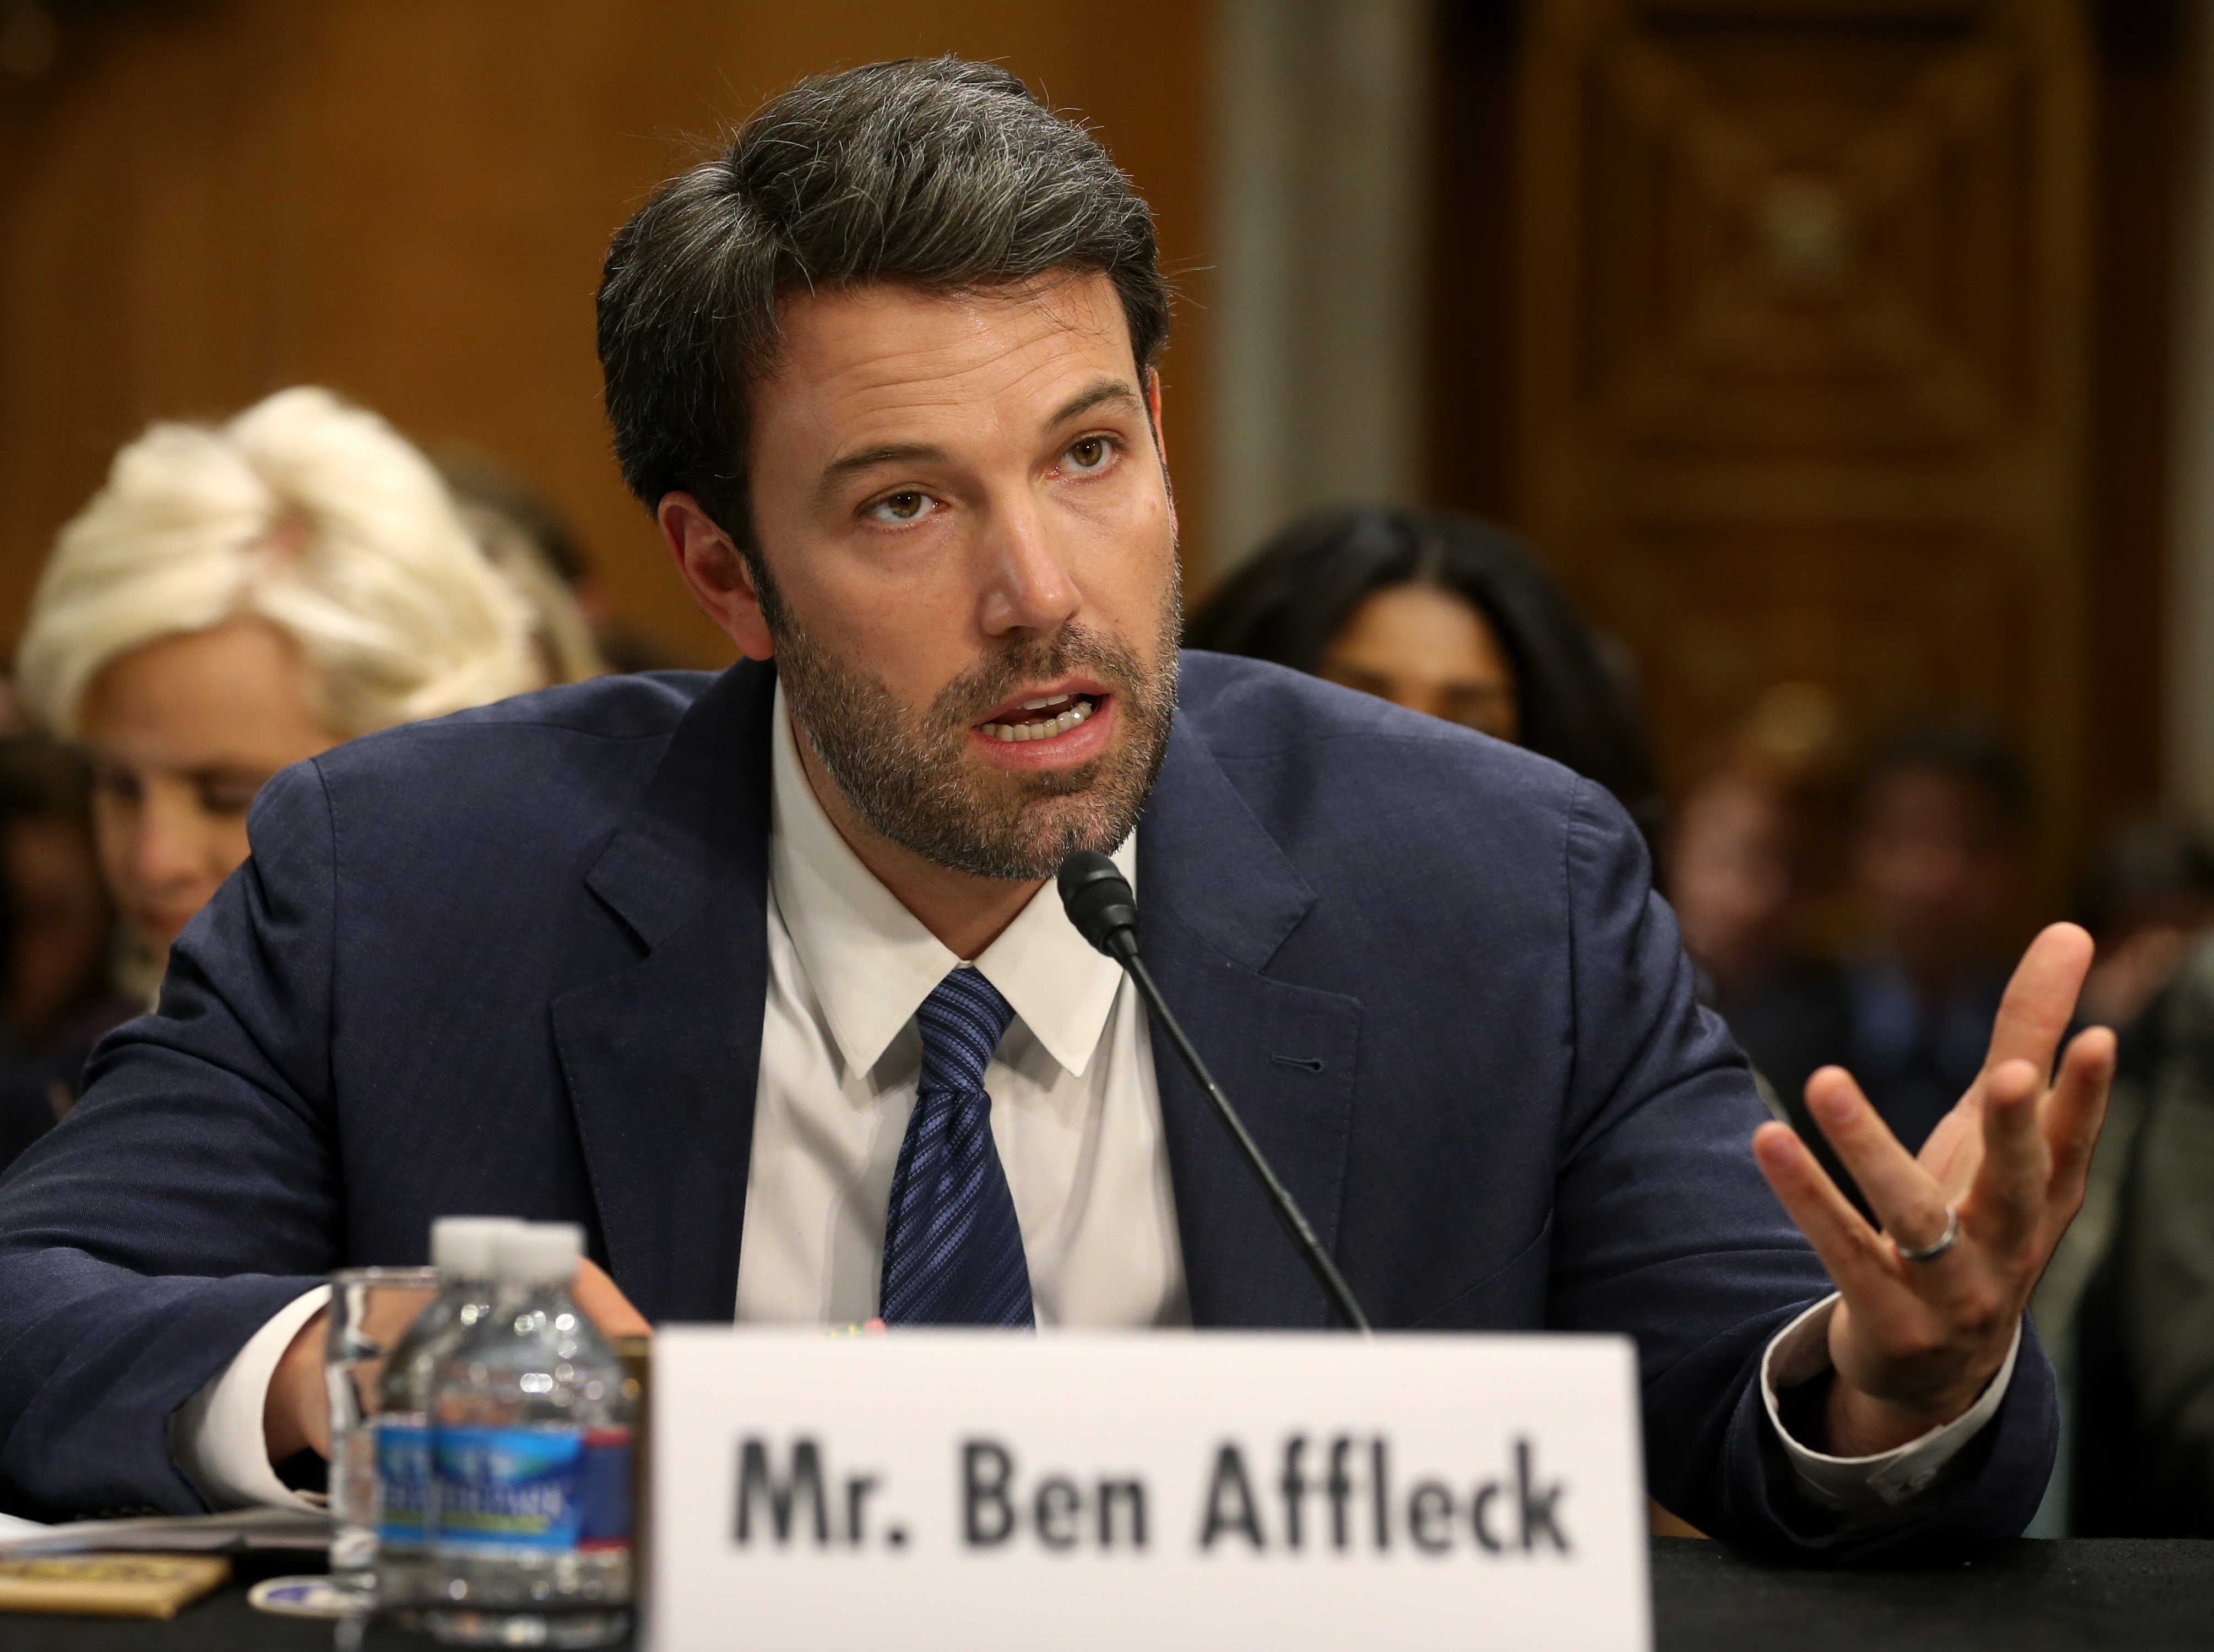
[{"xmin": 767, "ymin": 681, "xmax": 1135, "ymax": 1081}]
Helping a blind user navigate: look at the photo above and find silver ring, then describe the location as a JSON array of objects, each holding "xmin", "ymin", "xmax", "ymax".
[{"xmin": 1893, "ymin": 1207, "xmax": 1960, "ymax": 1263}]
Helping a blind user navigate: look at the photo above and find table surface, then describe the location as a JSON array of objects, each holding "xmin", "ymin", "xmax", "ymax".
[{"xmin": 2, "ymin": 1539, "xmax": 2210, "ymax": 1651}]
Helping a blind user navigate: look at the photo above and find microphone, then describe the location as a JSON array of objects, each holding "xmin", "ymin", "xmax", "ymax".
[{"xmin": 1057, "ymin": 851, "xmax": 1371, "ymax": 1333}]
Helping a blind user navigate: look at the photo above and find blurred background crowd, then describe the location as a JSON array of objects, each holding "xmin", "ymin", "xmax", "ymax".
[{"xmin": 3, "ymin": 0, "xmax": 2213, "ymax": 1539}]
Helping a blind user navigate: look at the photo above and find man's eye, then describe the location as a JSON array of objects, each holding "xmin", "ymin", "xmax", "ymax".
[
  {"xmin": 865, "ymin": 491, "xmax": 934, "ymax": 524},
  {"xmin": 1065, "ymin": 436, "xmax": 1114, "ymax": 473}
]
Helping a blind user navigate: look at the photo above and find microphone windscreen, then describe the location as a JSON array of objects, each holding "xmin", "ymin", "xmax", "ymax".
[{"xmin": 1056, "ymin": 850, "xmax": 1139, "ymax": 957}]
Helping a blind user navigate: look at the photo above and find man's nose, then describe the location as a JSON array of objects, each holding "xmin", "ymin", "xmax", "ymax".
[{"xmin": 975, "ymin": 494, "xmax": 1080, "ymax": 638}]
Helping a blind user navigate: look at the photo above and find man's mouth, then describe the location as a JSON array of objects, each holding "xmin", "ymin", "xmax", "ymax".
[{"xmin": 976, "ymin": 692, "xmax": 1100, "ymax": 743}]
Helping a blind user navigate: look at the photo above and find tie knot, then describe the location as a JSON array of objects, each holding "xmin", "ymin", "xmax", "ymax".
[{"xmin": 916, "ymin": 967, "xmax": 1017, "ymax": 1095}]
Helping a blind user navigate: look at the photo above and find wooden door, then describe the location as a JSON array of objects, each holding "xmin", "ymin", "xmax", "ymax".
[{"xmin": 1512, "ymin": 0, "xmax": 2093, "ymax": 895}]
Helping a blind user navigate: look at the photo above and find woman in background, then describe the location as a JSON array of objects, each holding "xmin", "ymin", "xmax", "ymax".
[
  {"xmin": 1185, "ymin": 506, "xmax": 1661, "ymax": 839},
  {"xmin": 13, "ymin": 387, "xmax": 550, "ymax": 1026}
]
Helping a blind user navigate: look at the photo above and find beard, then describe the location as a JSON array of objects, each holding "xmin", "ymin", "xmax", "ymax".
[{"xmin": 764, "ymin": 573, "xmax": 1182, "ymax": 881}]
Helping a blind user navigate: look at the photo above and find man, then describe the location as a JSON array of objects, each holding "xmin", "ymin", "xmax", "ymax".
[
  {"xmin": 0, "ymin": 60, "xmax": 2109, "ymax": 1561},
  {"xmin": 1734, "ymin": 722, "xmax": 2032, "ymax": 1155},
  {"xmin": 1838, "ymin": 724, "xmax": 2030, "ymax": 1152}
]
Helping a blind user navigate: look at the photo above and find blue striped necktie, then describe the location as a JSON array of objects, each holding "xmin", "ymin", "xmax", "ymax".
[{"xmin": 879, "ymin": 967, "xmax": 1035, "ymax": 1328}]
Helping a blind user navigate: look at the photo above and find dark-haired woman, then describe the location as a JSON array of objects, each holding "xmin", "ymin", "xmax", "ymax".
[{"xmin": 1185, "ymin": 506, "xmax": 1662, "ymax": 840}]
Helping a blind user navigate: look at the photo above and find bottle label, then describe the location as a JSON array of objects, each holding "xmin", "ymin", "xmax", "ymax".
[
  {"xmin": 375, "ymin": 1419, "xmax": 433, "ymax": 1548},
  {"xmin": 580, "ymin": 1427, "xmax": 634, "ymax": 1553},
  {"xmin": 435, "ymin": 1425, "xmax": 586, "ymax": 1554}
]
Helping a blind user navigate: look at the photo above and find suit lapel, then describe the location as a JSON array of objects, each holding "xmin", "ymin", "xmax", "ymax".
[
  {"xmin": 552, "ymin": 661, "xmax": 775, "ymax": 1325},
  {"xmin": 550, "ymin": 664, "xmax": 1365, "ymax": 1328},
  {"xmin": 1138, "ymin": 711, "xmax": 1364, "ymax": 1328}
]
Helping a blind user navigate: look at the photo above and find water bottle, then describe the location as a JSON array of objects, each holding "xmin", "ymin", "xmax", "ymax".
[
  {"xmin": 373, "ymin": 1216, "xmax": 520, "ymax": 1612},
  {"xmin": 427, "ymin": 1222, "xmax": 636, "ymax": 1648}
]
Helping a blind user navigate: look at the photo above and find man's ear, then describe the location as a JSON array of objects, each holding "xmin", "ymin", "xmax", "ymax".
[
  {"xmin": 1143, "ymin": 368, "xmax": 1179, "ymax": 543},
  {"xmin": 657, "ymin": 493, "xmax": 774, "ymax": 660}
]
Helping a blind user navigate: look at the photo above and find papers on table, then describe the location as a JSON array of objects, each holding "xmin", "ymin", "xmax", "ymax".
[
  {"xmin": 0, "ymin": 1507, "xmax": 327, "ymax": 1556},
  {"xmin": 0, "ymin": 1554, "xmax": 232, "ymax": 1618}
]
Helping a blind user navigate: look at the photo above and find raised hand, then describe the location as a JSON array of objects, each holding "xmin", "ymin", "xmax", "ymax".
[{"xmin": 1751, "ymin": 923, "xmax": 2115, "ymax": 1455}]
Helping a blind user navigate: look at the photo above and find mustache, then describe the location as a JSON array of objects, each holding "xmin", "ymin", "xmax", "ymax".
[{"xmin": 926, "ymin": 626, "xmax": 1148, "ymax": 731}]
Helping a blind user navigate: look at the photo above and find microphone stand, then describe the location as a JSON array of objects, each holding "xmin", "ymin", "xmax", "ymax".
[
  {"xmin": 1059, "ymin": 851, "xmax": 1370, "ymax": 1333},
  {"xmin": 1116, "ymin": 947, "xmax": 1372, "ymax": 1333}
]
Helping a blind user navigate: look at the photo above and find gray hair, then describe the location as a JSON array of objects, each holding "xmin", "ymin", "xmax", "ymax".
[{"xmin": 595, "ymin": 57, "xmax": 1171, "ymax": 544}]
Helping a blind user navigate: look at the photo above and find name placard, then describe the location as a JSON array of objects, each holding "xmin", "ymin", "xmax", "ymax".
[{"xmin": 647, "ymin": 1329, "xmax": 1649, "ymax": 1652}]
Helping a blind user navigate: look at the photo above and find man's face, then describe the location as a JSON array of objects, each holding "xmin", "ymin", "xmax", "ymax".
[
  {"xmin": 741, "ymin": 274, "xmax": 1181, "ymax": 879},
  {"xmin": 1854, "ymin": 766, "xmax": 2016, "ymax": 964}
]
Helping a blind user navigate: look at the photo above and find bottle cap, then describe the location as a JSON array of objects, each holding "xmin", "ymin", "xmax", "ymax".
[
  {"xmin": 496, "ymin": 1222, "xmax": 585, "ymax": 1286},
  {"xmin": 428, "ymin": 1216, "xmax": 523, "ymax": 1278}
]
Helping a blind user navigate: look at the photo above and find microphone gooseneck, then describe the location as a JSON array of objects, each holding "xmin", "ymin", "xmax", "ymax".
[{"xmin": 1056, "ymin": 851, "xmax": 1371, "ymax": 1333}]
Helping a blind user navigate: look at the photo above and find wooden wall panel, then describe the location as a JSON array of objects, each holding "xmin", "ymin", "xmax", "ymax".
[
  {"xmin": 0, "ymin": 2, "xmax": 1214, "ymax": 665},
  {"xmin": 1432, "ymin": 0, "xmax": 2186, "ymax": 872},
  {"xmin": 2083, "ymin": 0, "xmax": 2184, "ymax": 824},
  {"xmin": 1510, "ymin": 0, "xmax": 2093, "ymax": 900},
  {"xmin": 1425, "ymin": 2, "xmax": 1523, "ymax": 521}
]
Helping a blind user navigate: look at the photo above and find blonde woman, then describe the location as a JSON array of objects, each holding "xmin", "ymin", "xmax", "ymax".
[{"xmin": 17, "ymin": 387, "xmax": 547, "ymax": 997}]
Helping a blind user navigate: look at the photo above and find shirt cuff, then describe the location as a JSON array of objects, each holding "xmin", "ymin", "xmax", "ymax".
[
  {"xmin": 167, "ymin": 1286, "xmax": 329, "ymax": 1512},
  {"xmin": 1760, "ymin": 1292, "xmax": 2022, "ymax": 1516}
]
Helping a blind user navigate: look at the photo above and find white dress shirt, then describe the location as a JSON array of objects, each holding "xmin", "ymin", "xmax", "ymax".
[
  {"xmin": 175, "ymin": 685, "xmax": 2010, "ymax": 1518},
  {"xmin": 735, "ymin": 684, "xmax": 1186, "ymax": 1328}
]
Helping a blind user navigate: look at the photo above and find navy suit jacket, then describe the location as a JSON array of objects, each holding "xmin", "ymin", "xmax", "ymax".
[{"xmin": 0, "ymin": 654, "xmax": 2054, "ymax": 1555}]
